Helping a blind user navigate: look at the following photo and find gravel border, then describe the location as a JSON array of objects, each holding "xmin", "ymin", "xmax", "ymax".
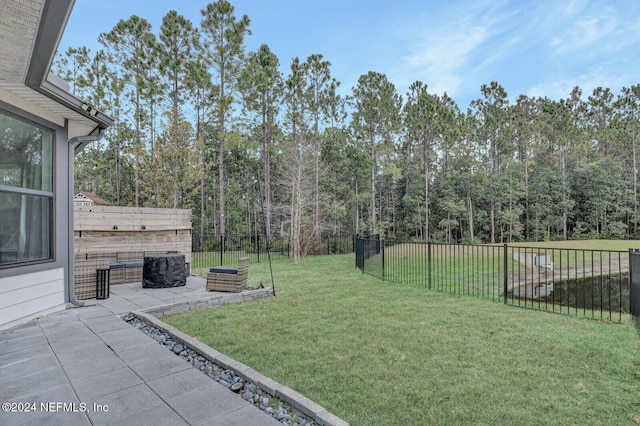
[{"xmin": 126, "ymin": 310, "xmax": 349, "ymax": 426}]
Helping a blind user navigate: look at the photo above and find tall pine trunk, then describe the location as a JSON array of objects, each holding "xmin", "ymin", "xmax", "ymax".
[{"xmin": 370, "ymin": 135, "xmax": 376, "ymax": 233}]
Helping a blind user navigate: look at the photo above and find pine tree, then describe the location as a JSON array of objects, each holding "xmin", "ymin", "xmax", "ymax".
[
  {"xmin": 351, "ymin": 71, "xmax": 401, "ymax": 234},
  {"xmin": 200, "ymin": 0, "xmax": 251, "ymax": 237},
  {"xmin": 239, "ymin": 44, "xmax": 283, "ymax": 237}
]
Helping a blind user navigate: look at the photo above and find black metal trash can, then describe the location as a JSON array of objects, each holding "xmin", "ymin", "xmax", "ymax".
[{"xmin": 96, "ymin": 267, "xmax": 110, "ymax": 299}]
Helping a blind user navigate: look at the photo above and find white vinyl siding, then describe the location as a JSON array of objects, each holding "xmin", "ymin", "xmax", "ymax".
[{"xmin": 0, "ymin": 267, "xmax": 64, "ymax": 329}]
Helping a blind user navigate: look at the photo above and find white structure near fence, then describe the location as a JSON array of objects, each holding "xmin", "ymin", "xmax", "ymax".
[
  {"xmin": 513, "ymin": 251, "xmax": 553, "ymax": 269},
  {"xmin": 510, "ymin": 251, "xmax": 554, "ymax": 299}
]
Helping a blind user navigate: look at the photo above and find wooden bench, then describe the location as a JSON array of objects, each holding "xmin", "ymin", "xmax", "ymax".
[{"xmin": 206, "ymin": 257, "xmax": 249, "ymax": 293}]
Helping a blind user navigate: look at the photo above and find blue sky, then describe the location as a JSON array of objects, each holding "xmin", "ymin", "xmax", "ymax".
[{"xmin": 59, "ymin": 0, "xmax": 640, "ymax": 110}]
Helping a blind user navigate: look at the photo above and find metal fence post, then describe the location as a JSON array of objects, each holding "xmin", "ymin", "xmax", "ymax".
[
  {"xmin": 220, "ymin": 235, "xmax": 224, "ymax": 265},
  {"xmin": 630, "ymin": 248, "xmax": 640, "ymax": 318},
  {"xmin": 428, "ymin": 240, "xmax": 432, "ymax": 290},
  {"xmin": 257, "ymin": 234, "xmax": 260, "ymax": 263},
  {"xmin": 503, "ymin": 243, "xmax": 508, "ymax": 304},
  {"xmin": 381, "ymin": 239, "xmax": 385, "ymax": 281},
  {"xmin": 629, "ymin": 248, "xmax": 632, "ymax": 316}
]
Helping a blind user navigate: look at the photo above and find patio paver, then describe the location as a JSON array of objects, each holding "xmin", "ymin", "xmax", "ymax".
[{"xmin": 0, "ymin": 276, "xmax": 280, "ymax": 426}]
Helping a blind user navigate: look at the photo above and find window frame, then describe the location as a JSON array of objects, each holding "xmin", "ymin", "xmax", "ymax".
[{"xmin": 0, "ymin": 108, "xmax": 55, "ymax": 269}]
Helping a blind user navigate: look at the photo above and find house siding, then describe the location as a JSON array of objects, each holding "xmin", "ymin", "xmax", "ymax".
[{"xmin": 0, "ymin": 267, "xmax": 65, "ymax": 329}]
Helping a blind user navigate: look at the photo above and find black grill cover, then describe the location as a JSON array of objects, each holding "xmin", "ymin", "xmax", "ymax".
[{"xmin": 143, "ymin": 254, "xmax": 186, "ymax": 288}]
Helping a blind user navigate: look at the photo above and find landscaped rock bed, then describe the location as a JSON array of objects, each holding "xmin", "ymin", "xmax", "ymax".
[{"xmin": 123, "ymin": 314, "xmax": 317, "ymax": 426}]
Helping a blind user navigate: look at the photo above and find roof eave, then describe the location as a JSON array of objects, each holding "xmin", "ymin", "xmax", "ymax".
[
  {"xmin": 25, "ymin": 0, "xmax": 113, "ymax": 131},
  {"xmin": 39, "ymin": 78, "xmax": 114, "ymax": 129}
]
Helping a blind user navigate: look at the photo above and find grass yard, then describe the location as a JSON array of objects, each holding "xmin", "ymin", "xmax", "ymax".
[{"xmin": 165, "ymin": 255, "xmax": 640, "ymax": 425}]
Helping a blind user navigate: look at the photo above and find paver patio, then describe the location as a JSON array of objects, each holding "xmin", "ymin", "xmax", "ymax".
[{"xmin": 0, "ymin": 276, "xmax": 280, "ymax": 426}]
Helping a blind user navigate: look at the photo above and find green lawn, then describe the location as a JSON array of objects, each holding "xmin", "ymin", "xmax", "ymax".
[{"xmin": 166, "ymin": 255, "xmax": 639, "ymax": 425}]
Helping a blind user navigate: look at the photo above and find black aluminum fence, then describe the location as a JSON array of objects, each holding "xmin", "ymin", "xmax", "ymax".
[
  {"xmin": 356, "ymin": 236, "xmax": 633, "ymax": 322},
  {"xmin": 327, "ymin": 234, "xmax": 356, "ymax": 255},
  {"xmin": 355, "ymin": 234, "xmax": 380, "ymax": 272},
  {"xmin": 630, "ymin": 249, "xmax": 640, "ymax": 317},
  {"xmin": 191, "ymin": 234, "xmax": 354, "ymax": 275},
  {"xmin": 190, "ymin": 235, "xmax": 287, "ymax": 277}
]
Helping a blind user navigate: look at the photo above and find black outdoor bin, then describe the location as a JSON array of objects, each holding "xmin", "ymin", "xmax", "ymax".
[
  {"xmin": 142, "ymin": 253, "xmax": 186, "ymax": 288},
  {"xmin": 96, "ymin": 267, "xmax": 110, "ymax": 299}
]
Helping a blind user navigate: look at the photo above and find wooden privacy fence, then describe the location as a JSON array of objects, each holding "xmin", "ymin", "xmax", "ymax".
[{"xmin": 74, "ymin": 206, "xmax": 192, "ymax": 299}]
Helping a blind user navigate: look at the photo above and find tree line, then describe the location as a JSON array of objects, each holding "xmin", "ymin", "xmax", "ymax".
[{"xmin": 55, "ymin": 0, "xmax": 640, "ymax": 260}]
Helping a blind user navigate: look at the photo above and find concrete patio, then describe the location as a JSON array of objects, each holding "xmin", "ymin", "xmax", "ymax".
[
  {"xmin": 0, "ymin": 276, "xmax": 281, "ymax": 426},
  {"xmin": 94, "ymin": 274, "xmax": 271, "ymax": 316}
]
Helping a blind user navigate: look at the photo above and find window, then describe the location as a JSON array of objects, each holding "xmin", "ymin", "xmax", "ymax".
[{"xmin": 0, "ymin": 111, "xmax": 53, "ymax": 266}]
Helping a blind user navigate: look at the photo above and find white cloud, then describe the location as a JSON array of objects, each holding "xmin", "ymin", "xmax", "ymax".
[
  {"xmin": 277, "ymin": 0, "xmax": 639, "ymax": 109},
  {"xmin": 527, "ymin": 66, "xmax": 633, "ymax": 101},
  {"xmin": 551, "ymin": 15, "xmax": 618, "ymax": 55},
  {"xmin": 524, "ymin": 0, "xmax": 640, "ymax": 101},
  {"xmin": 383, "ymin": 0, "xmax": 532, "ymax": 105},
  {"xmin": 527, "ymin": 80, "xmax": 578, "ymax": 101},
  {"xmin": 393, "ymin": 24, "xmax": 489, "ymax": 97}
]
